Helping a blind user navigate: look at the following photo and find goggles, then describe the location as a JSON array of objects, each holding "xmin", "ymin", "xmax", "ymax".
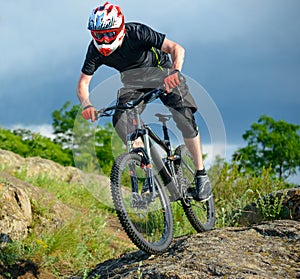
[{"xmin": 91, "ymin": 24, "xmax": 124, "ymax": 43}]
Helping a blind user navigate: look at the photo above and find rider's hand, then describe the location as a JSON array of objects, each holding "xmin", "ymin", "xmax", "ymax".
[
  {"xmin": 164, "ymin": 69, "xmax": 181, "ymax": 93},
  {"xmin": 82, "ymin": 105, "xmax": 97, "ymax": 122}
]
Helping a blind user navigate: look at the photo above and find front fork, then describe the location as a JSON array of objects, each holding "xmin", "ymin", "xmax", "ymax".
[{"xmin": 128, "ymin": 132, "xmax": 156, "ymax": 201}]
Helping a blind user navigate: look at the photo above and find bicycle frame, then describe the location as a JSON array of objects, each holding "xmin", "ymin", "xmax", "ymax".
[
  {"xmin": 126, "ymin": 105, "xmax": 182, "ymax": 201},
  {"xmin": 96, "ymin": 88, "xmax": 216, "ymax": 253}
]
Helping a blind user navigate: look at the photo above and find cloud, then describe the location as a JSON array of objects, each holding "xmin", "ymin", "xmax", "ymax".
[
  {"xmin": 8, "ymin": 123, "xmax": 54, "ymax": 139},
  {"xmin": 0, "ymin": 0, "xmax": 299, "ymax": 149},
  {"xmin": 2, "ymin": 0, "xmax": 299, "ymax": 81},
  {"xmin": 0, "ymin": 1, "xmax": 99, "ymax": 78}
]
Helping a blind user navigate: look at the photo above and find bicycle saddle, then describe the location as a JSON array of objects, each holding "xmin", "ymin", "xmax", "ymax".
[{"xmin": 155, "ymin": 113, "xmax": 172, "ymax": 122}]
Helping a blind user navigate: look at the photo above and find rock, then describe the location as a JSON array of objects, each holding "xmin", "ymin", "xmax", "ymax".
[
  {"xmin": 0, "ymin": 149, "xmax": 25, "ymax": 168},
  {"xmin": 0, "ymin": 149, "xmax": 84, "ymax": 184},
  {"xmin": 0, "ymin": 148, "xmax": 112, "ymax": 241},
  {"xmin": 0, "ymin": 172, "xmax": 74, "ymax": 241},
  {"xmin": 0, "ymin": 148, "xmax": 111, "ymax": 206},
  {"xmin": 284, "ymin": 187, "xmax": 300, "ymax": 220},
  {"xmin": 0, "ymin": 179, "xmax": 32, "ymax": 240},
  {"xmin": 84, "ymin": 220, "xmax": 300, "ymax": 279}
]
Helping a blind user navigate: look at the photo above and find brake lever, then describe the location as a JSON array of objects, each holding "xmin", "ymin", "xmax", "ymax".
[
  {"xmin": 95, "ymin": 108, "xmax": 110, "ymax": 120},
  {"xmin": 95, "ymin": 108, "xmax": 104, "ymax": 116}
]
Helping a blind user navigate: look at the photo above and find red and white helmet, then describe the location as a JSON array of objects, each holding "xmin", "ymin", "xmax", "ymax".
[{"xmin": 88, "ymin": 2, "xmax": 125, "ymax": 56}]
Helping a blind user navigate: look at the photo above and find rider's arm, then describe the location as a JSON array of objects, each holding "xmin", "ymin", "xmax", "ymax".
[
  {"xmin": 161, "ymin": 38, "xmax": 185, "ymax": 93},
  {"xmin": 161, "ymin": 38, "xmax": 185, "ymax": 72},
  {"xmin": 77, "ymin": 72, "xmax": 92, "ymax": 106},
  {"xmin": 76, "ymin": 72, "xmax": 96, "ymax": 122}
]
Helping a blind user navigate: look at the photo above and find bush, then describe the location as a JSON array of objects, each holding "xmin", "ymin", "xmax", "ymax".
[
  {"xmin": 0, "ymin": 128, "xmax": 73, "ymax": 166},
  {"xmin": 210, "ymin": 161, "xmax": 289, "ymax": 227}
]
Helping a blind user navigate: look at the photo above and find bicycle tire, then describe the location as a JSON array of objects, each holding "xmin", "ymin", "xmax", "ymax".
[
  {"xmin": 110, "ymin": 152, "xmax": 174, "ymax": 254},
  {"xmin": 174, "ymin": 144, "xmax": 215, "ymax": 232}
]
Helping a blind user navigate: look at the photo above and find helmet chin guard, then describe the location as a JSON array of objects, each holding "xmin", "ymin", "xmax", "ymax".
[
  {"xmin": 92, "ymin": 28, "xmax": 125, "ymax": 56},
  {"xmin": 88, "ymin": 2, "xmax": 125, "ymax": 56}
]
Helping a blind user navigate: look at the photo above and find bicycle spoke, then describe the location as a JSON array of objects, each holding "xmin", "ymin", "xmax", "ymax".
[{"xmin": 181, "ymin": 158, "xmax": 194, "ymax": 176}]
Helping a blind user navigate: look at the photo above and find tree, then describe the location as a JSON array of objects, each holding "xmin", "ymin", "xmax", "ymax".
[
  {"xmin": 52, "ymin": 101, "xmax": 81, "ymax": 149},
  {"xmin": 95, "ymin": 123, "xmax": 125, "ymax": 174},
  {"xmin": 52, "ymin": 101, "xmax": 125, "ymax": 174},
  {"xmin": 233, "ymin": 115, "xmax": 300, "ymax": 180},
  {"xmin": 0, "ymin": 128, "xmax": 73, "ymax": 166},
  {"xmin": 0, "ymin": 128, "xmax": 29, "ymax": 156}
]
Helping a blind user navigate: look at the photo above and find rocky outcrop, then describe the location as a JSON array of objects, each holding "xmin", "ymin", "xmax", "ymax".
[
  {"xmin": 0, "ymin": 148, "xmax": 113, "ymax": 241},
  {"xmin": 0, "ymin": 148, "xmax": 85, "ymax": 184},
  {"xmin": 83, "ymin": 220, "xmax": 300, "ymax": 279},
  {"xmin": 0, "ymin": 149, "xmax": 111, "ymax": 200},
  {"xmin": 0, "ymin": 172, "xmax": 74, "ymax": 240},
  {"xmin": 0, "ymin": 178, "xmax": 32, "ymax": 241}
]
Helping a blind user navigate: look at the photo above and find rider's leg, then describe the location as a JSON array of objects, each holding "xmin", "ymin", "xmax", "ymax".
[
  {"xmin": 159, "ymin": 76, "xmax": 202, "ymax": 171},
  {"xmin": 184, "ymin": 133, "xmax": 212, "ymax": 201},
  {"xmin": 160, "ymin": 78, "xmax": 212, "ymax": 200},
  {"xmin": 165, "ymin": 106, "xmax": 212, "ymax": 201},
  {"xmin": 183, "ymin": 133, "xmax": 204, "ymax": 171},
  {"xmin": 113, "ymin": 110, "xmax": 143, "ymax": 149},
  {"xmin": 113, "ymin": 88, "xmax": 146, "ymax": 144}
]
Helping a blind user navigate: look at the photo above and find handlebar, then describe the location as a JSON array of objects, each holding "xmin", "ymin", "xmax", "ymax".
[{"xmin": 96, "ymin": 88, "xmax": 167, "ymax": 118}]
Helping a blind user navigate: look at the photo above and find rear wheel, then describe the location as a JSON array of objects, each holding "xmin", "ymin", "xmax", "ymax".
[
  {"xmin": 174, "ymin": 145, "xmax": 215, "ymax": 232},
  {"xmin": 110, "ymin": 152, "xmax": 174, "ymax": 254}
]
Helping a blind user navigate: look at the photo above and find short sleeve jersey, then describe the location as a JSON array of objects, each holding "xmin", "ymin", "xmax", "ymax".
[{"xmin": 81, "ymin": 22, "xmax": 172, "ymax": 75}]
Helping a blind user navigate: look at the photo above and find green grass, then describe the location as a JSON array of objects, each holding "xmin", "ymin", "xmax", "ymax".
[{"xmin": 171, "ymin": 202, "xmax": 196, "ymax": 236}]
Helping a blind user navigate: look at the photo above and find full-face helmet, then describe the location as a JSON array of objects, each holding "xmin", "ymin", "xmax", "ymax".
[{"xmin": 88, "ymin": 2, "xmax": 125, "ymax": 56}]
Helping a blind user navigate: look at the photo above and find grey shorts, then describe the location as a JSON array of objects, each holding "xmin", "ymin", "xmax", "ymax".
[{"xmin": 112, "ymin": 77, "xmax": 199, "ymax": 142}]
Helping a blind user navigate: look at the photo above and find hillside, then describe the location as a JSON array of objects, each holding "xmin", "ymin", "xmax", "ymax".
[{"xmin": 0, "ymin": 148, "xmax": 299, "ymax": 278}]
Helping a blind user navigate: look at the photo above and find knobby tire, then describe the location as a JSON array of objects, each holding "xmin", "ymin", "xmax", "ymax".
[
  {"xmin": 110, "ymin": 152, "xmax": 174, "ymax": 254},
  {"xmin": 175, "ymin": 145, "xmax": 215, "ymax": 232}
]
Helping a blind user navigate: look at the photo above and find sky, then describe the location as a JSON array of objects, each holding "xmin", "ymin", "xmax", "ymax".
[{"xmin": 0, "ymin": 1, "xmax": 299, "ymax": 179}]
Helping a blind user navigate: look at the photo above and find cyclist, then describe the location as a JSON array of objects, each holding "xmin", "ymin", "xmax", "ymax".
[{"xmin": 76, "ymin": 2, "xmax": 212, "ymax": 201}]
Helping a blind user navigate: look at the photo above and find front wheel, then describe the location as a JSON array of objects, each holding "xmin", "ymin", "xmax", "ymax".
[
  {"xmin": 174, "ymin": 145, "xmax": 215, "ymax": 232},
  {"xmin": 110, "ymin": 152, "xmax": 174, "ymax": 254}
]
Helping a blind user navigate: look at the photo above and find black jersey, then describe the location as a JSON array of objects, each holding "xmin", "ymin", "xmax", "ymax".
[{"xmin": 81, "ymin": 22, "xmax": 172, "ymax": 77}]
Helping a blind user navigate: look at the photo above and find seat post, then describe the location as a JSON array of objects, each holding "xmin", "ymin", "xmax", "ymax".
[{"xmin": 155, "ymin": 113, "xmax": 172, "ymax": 151}]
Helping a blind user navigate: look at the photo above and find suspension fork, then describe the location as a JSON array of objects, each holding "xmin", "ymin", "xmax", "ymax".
[
  {"xmin": 128, "ymin": 136, "xmax": 156, "ymax": 200},
  {"xmin": 129, "ymin": 163, "xmax": 139, "ymax": 193},
  {"xmin": 142, "ymin": 131, "xmax": 156, "ymax": 200},
  {"xmin": 127, "ymin": 108, "xmax": 156, "ymax": 200}
]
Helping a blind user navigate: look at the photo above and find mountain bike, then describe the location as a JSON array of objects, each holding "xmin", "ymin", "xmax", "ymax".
[{"xmin": 96, "ymin": 88, "xmax": 215, "ymax": 254}]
